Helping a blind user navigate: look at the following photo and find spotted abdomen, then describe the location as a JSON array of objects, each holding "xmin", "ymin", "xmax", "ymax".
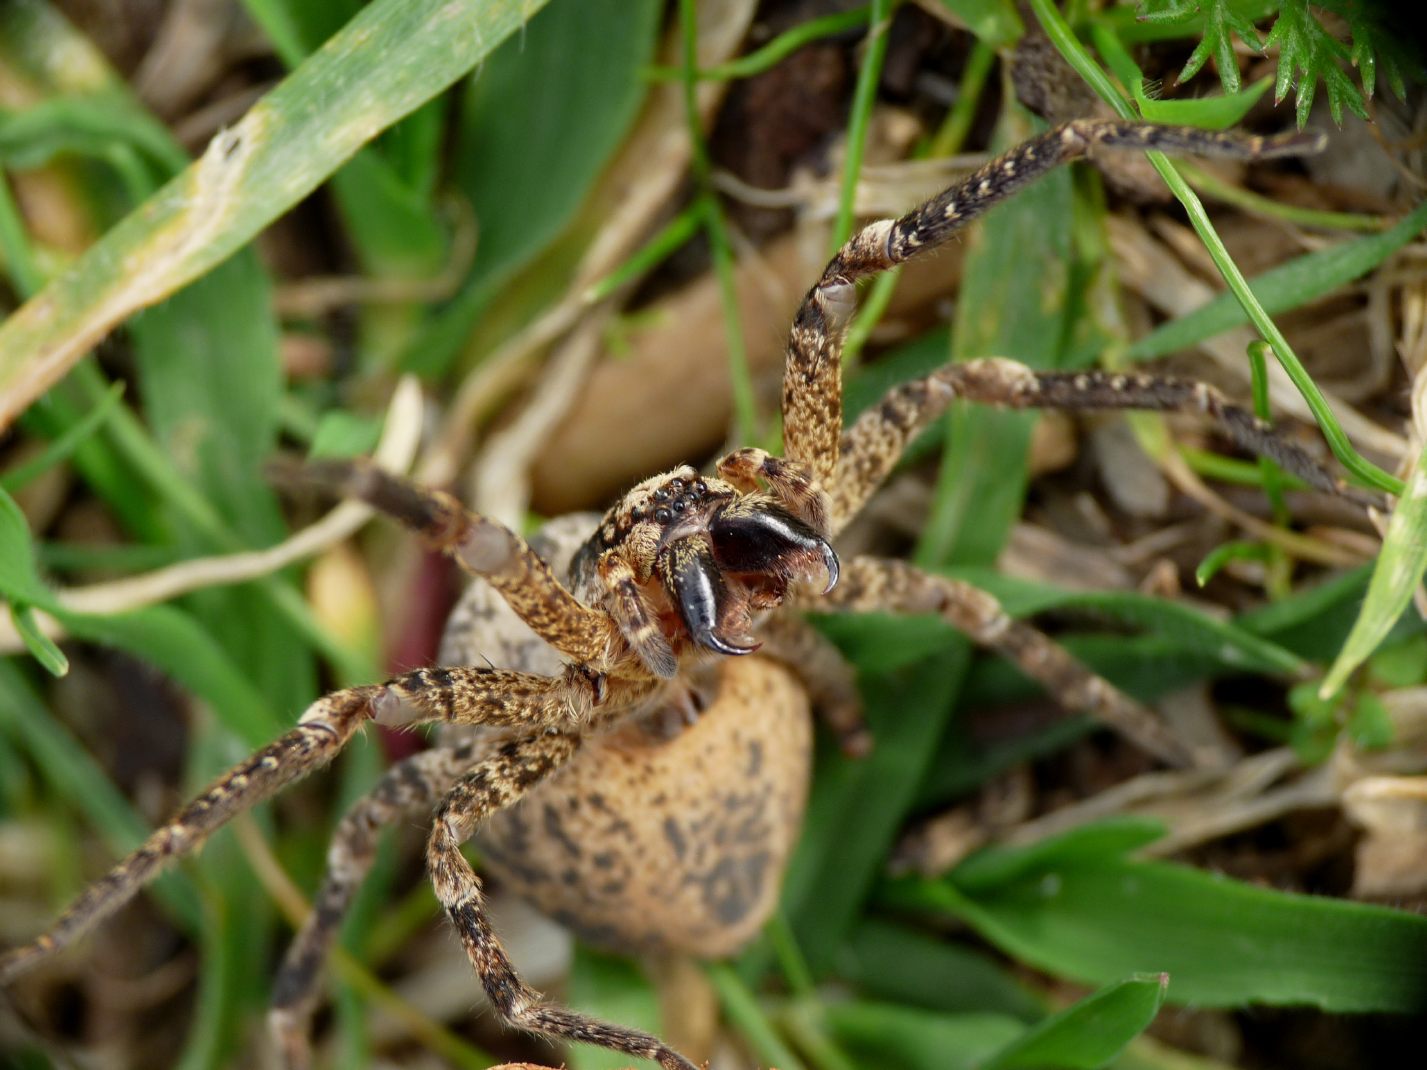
[{"xmin": 438, "ymin": 514, "xmax": 813, "ymax": 958}]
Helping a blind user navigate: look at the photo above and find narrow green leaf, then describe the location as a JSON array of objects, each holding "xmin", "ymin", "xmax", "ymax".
[
  {"xmin": 410, "ymin": 0, "xmax": 661, "ymax": 375},
  {"xmin": 0, "ymin": 0, "xmax": 555, "ymax": 426},
  {"xmin": 1129, "ymin": 199, "xmax": 1427, "ymax": 361},
  {"xmin": 1321, "ymin": 439, "xmax": 1427, "ymax": 696},
  {"xmin": 0, "ymin": 659, "xmax": 199, "ymax": 926},
  {"xmin": 0, "ymin": 382, "xmax": 125, "ymax": 493},
  {"xmin": 935, "ymin": 0, "xmax": 1025, "ymax": 48},
  {"xmin": 780, "ymin": 645, "xmax": 968, "ymax": 971},
  {"xmin": 918, "ymin": 104, "xmax": 1074, "ymax": 568},
  {"xmin": 891, "ymin": 820, "xmax": 1427, "ymax": 1013},
  {"xmin": 9, "ymin": 604, "xmax": 67, "ymax": 676},
  {"xmin": 980, "ymin": 975, "xmax": 1166, "ymax": 1069},
  {"xmin": 828, "ymin": 1002, "xmax": 1024, "ymax": 1070},
  {"xmin": 0, "ymin": 485, "xmax": 59, "ymax": 610}
]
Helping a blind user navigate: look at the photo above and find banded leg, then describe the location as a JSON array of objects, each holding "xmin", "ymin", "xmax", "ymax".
[
  {"xmin": 286, "ymin": 458, "xmax": 621, "ymax": 666},
  {"xmin": 802, "ymin": 555, "xmax": 1209, "ymax": 768},
  {"xmin": 0, "ymin": 665, "xmax": 612, "ymax": 983},
  {"xmin": 781, "ymin": 120, "xmax": 1326, "ymax": 482},
  {"xmin": 758, "ymin": 610, "xmax": 868, "ymax": 755},
  {"xmin": 427, "ymin": 734, "xmax": 697, "ymax": 1070},
  {"xmin": 269, "ymin": 745, "xmax": 476, "ymax": 1068},
  {"xmin": 829, "ymin": 357, "xmax": 1364, "ymax": 530}
]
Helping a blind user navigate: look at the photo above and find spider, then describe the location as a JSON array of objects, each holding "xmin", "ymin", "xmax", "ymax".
[{"xmin": 0, "ymin": 119, "xmax": 1348, "ymax": 1069}]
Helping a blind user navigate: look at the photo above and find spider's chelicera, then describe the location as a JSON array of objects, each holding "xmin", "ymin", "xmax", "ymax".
[{"xmin": 2, "ymin": 120, "xmax": 1355, "ymax": 1070}]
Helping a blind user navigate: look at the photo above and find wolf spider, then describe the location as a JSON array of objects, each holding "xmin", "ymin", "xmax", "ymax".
[{"xmin": 1, "ymin": 120, "xmax": 1349, "ymax": 1069}]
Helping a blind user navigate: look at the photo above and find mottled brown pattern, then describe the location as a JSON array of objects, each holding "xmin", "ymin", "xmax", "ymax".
[
  {"xmin": 479, "ymin": 657, "xmax": 811, "ymax": 959},
  {"xmin": 3, "ymin": 119, "xmax": 1344, "ymax": 1070}
]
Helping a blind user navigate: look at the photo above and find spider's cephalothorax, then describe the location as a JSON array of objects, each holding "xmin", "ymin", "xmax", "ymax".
[
  {"xmin": 571, "ymin": 463, "xmax": 838, "ymax": 674},
  {"xmin": 0, "ymin": 120, "xmax": 1356, "ymax": 1070}
]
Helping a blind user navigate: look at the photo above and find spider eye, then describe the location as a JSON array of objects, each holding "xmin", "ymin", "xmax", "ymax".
[
  {"xmin": 671, "ymin": 499, "xmax": 686, "ymax": 513},
  {"xmin": 630, "ymin": 506, "xmax": 644, "ymax": 521},
  {"xmin": 652, "ymin": 488, "xmax": 669, "ymax": 502},
  {"xmin": 693, "ymin": 480, "xmax": 707, "ymax": 497},
  {"xmin": 669, "ymin": 478, "xmax": 685, "ymax": 491},
  {"xmin": 654, "ymin": 507, "xmax": 671, "ymax": 523}
]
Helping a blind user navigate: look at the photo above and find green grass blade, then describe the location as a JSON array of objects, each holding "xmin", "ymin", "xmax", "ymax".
[
  {"xmin": 1128, "ymin": 200, "xmax": 1427, "ymax": 361},
  {"xmin": 0, "ymin": 0, "xmax": 551, "ymax": 427},
  {"xmin": 979, "ymin": 975, "xmax": 1166, "ymax": 1070},
  {"xmin": 890, "ymin": 819, "xmax": 1427, "ymax": 1013},
  {"xmin": 1320, "ymin": 438, "xmax": 1427, "ymax": 696}
]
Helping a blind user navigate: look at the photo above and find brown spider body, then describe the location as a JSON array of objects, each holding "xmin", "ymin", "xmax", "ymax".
[
  {"xmin": 0, "ymin": 119, "xmax": 1350, "ymax": 1070},
  {"xmin": 442, "ymin": 513, "xmax": 813, "ymax": 958}
]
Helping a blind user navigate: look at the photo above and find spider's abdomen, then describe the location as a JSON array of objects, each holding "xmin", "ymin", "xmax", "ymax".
[
  {"xmin": 438, "ymin": 512, "xmax": 813, "ymax": 958},
  {"xmin": 479, "ymin": 656, "xmax": 810, "ymax": 957}
]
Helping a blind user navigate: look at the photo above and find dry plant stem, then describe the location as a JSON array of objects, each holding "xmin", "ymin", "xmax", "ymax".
[
  {"xmin": 471, "ymin": 314, "xmax": 608, "ymax": 527},
  {"xmin": 1157, "ymin": 449, "xmax": 1365, "ymax": 567},
  {"xmin": 419, "ymin": 0, "xmax": 758, "ymax": 489},
  {"xmin": 0, "ymin": 377, "xmax": 424, "ymax": 655}
]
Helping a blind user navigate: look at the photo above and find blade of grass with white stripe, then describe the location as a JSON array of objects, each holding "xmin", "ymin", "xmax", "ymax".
[{"xmin": 0, "ymin": 0, "xmax": 550, "ymax": 428}]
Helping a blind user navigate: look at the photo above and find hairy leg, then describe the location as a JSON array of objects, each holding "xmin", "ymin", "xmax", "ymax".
[
  {"xmin": 426, "ymin": 733, "xmax": 698, "ymax": 1070},
  {"xmin": 0, "ymin": 664, "xmax": 615, "ymax": 983},
  {"xmin": 269, "ymin": 744, "xmax": 477, "ymax": 1068},
  {"xmin": 830, "ymin": 357, "xmax": 1365, "ymax": 531},
  {"xmin": 801, "ymin": 555, "xmax": 1208, "ymax": 768},
  {"xmin": 283, "ymin": 458, "xmax": 622, "ymax": 666},
  {"xmin": 780, "ymin": 120, "xmax": 1324, "ymax": 483}
]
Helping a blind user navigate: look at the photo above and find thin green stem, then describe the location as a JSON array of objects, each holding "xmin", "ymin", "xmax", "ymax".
[
  {"xmin": 928, "ymin": 39, "xmax": 996, "ymax": 159},
  {"xmin": 647, "ymin": 6, "xmax": 871, "ymax": 82},
  {"xmin": 706, "ymin": 961, "xmax": 807, "ymax": 1070},
  {"xmin": 1026, "ymin": 0, "xmax": 1403, "ymax": 496},
  {"xmin": 582, "ymin": 203, "xmax": 702, "ymax": 304},
  {"xmin": 0, "ymin": 172, "xmax": 45, "ymax": 298},
  {"xmin": 843, "ymin": 34, "xmax": 994, "ymax": 365},
  {"xmin": 680, "ymin": 0, "xmax": 758, "ymax": 443},
  {"xmin": 831, "ymin": 0, "xmax": 893, "ymax": 253},
  {"xmin": 1178, "ymin": 159, "xmax": 1387, "ymax": 233},
  {"xmin": 767, "ymin": 912, "xmax": 817, "ymax": 999}
]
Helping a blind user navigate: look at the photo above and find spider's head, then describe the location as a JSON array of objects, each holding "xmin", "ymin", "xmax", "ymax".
[{"xmin": 575, "ymin": 465, "xmax": 837, "ymax": 668}]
